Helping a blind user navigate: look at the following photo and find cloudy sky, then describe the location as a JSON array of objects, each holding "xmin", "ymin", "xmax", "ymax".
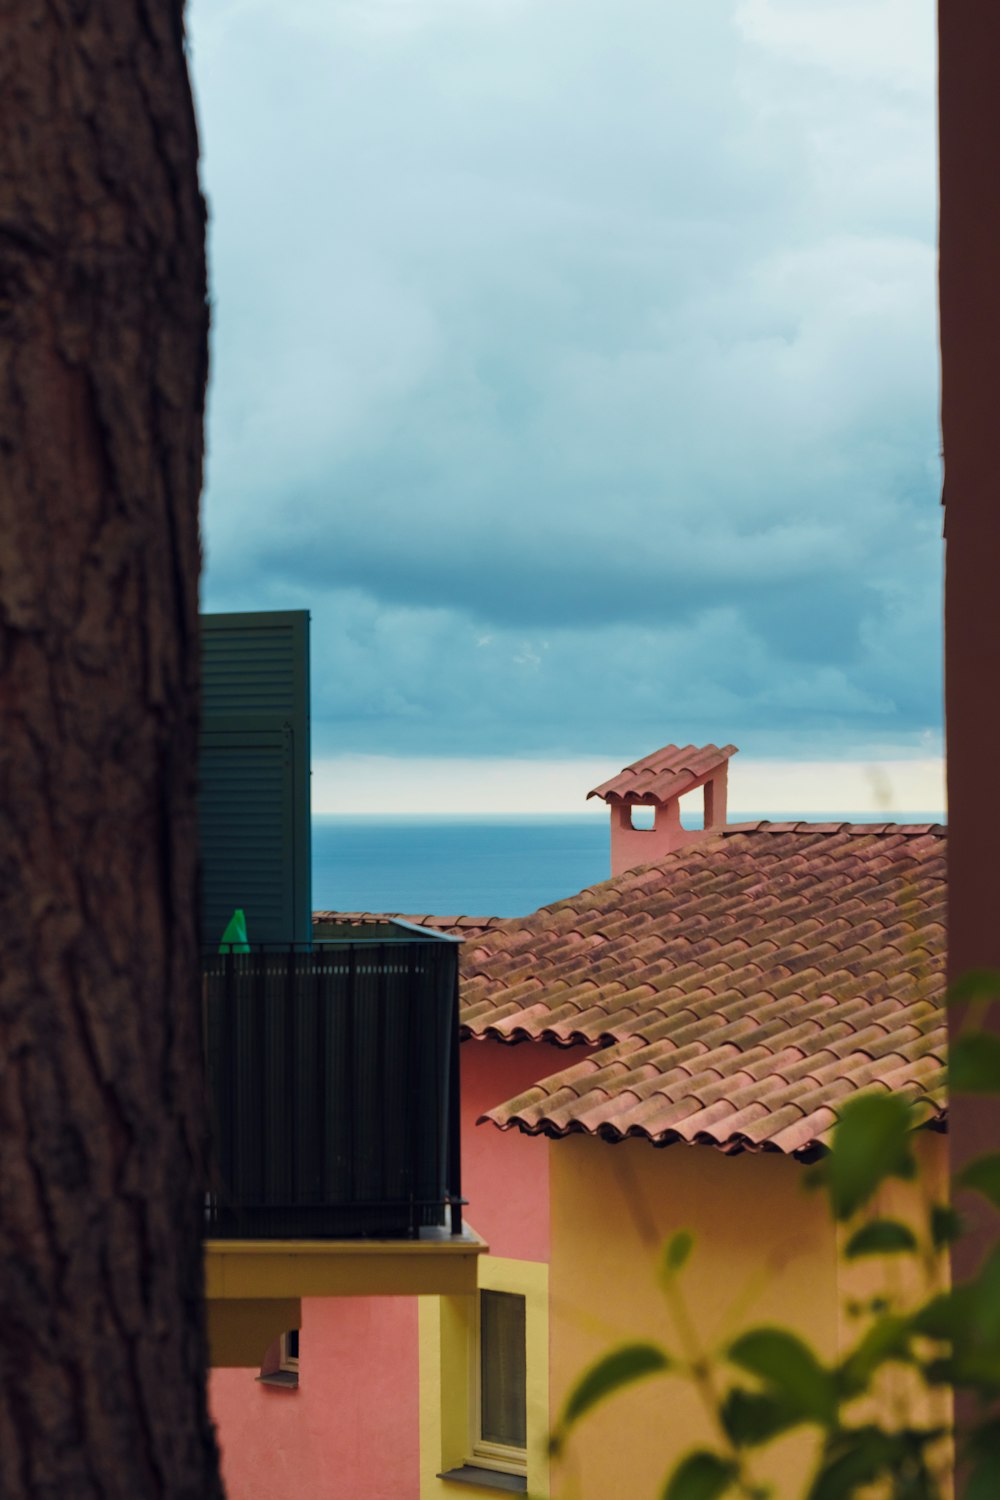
[{"xmin": 189, "ymin": 0, "xmax": 943, "ymax": 813}]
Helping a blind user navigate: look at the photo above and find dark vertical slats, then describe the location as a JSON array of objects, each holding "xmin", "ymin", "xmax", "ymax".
[
  {"xmin": 447, "ymin": 956, "xmax": 464, "ymax": 1236},
  {"xmin": 342, "ymin": 944, "xmax": 356, "ymax": 1210},
  {"xmin": 295, "ymin": 954, "xmax": 320, "ymax": 1204},
  {"xmin": 405, "ymin": 945, "xmax": 420, "ymax": 1237},
  {"xmin": 199, "ymin": 611, "xmax": 312, "ymax": 945},
  {"xmin": 284, "ymin": 945, "xmax": 297, "ymax": 1209},
  {"xmin": 204, "ymin": 939, "xmax": 460, "ymax": 1239}
]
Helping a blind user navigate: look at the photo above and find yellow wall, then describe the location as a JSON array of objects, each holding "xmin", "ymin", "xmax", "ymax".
[
  {"xmin": 419, "ymin": 1255, "xmax": 550, "ymax": 1500},
  {"xmin": 549, "ymin": 1134, "xmax": 840, "ymax": 1500},
  {"xmin": 204, "ymin": 1232, "xmax": 484, "ymax": 1308},
  {"xmin": 414, "ymin": 1127, "xmax": 949, "ymax": 1500},
  {"xmin": 835, "ymin": 1127, "xmax": 950, "ymax": 1339},
  {"xmin": 834, "ymin": 1128, "xmax": 952, "ymax": 1474}
]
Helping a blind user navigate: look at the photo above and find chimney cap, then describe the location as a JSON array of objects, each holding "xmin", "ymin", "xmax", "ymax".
[{"xmin": 587, "ymin": 743, "xmax": 738, "ymax": 805}]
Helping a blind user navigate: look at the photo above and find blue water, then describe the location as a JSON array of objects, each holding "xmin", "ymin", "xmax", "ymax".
[{"xmin": 312, "ymin": 811, "xmax": 945, "ymax": 919}]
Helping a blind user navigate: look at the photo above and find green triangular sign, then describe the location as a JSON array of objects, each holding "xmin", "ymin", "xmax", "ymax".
[{"xmin": 219, "ymin": 908, "xmax": 250, "ymax": 953}]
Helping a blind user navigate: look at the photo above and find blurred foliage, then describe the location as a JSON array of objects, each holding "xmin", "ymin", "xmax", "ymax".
[{"xmin": 549, "ymin": 971, "xmax": 1000, "ymax": 1500}]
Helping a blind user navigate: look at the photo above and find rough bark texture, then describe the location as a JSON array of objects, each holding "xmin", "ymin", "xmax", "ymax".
[{"xmin": 0, "ymin": 2, "xmax": 221, "ymax": 1495}]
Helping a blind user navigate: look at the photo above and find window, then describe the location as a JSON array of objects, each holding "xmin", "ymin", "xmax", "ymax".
[
  {"xmin": 422, "ymin": 1257, "xmax": 548, "ymax": 1497},
  {"xmin": 281, "ymin": 1328, "xmax": 299, "ymax": 1374},
  {"xmin": 257, "ymin": 1328, "xmax": 299, "ymax": 1390},
  {"xmin": 472, "ymin": 1291, "xmax": 527, "ymax": 1474}
]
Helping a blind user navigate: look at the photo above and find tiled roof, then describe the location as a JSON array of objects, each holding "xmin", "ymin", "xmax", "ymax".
[
  {"xmin": 313, "ymin": 911, "xmax": 505, "ymax": 939},
  {"xmin": 461, "ymin": 822, "xmax": 947, "ymax": 1159},
  {"xmin": 587, "ymin": 742, "xmax": 738, "ymax": 803}
]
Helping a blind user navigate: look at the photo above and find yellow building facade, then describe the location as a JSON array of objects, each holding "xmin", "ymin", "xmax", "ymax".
[{"xmin": 548, "ymin": 1128, "xmax": 949, "ymax": 1499}]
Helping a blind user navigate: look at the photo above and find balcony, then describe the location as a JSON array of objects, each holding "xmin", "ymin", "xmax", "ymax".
[{"xmin": 202, "ymin": 924, "xmax": 485, "ymax": 1365}]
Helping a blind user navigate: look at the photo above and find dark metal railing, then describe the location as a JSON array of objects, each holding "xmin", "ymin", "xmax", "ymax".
[{"xmin": 203, "ymin": 936, "xmax": 463, "ymax": 1240}]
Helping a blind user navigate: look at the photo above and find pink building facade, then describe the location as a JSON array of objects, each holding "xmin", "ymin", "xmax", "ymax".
[{"xmin": 209, "ymin": 1036, "xmax": 562, "ymax": 1497}]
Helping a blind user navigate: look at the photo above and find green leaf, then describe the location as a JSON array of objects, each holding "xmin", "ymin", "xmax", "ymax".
[
  {"xmin": 925, "ymin": 1350, "xmax": 1000, "ymax": 1390},
  {"xmin": 930, "ymin": 1203, "xmax": 963, "ymax": 1249},
  {"xmin": 661, "ymin": 1451, "xmax": 737, "ymax": 1500},
  {"xmin": 946, "ymin": 968, "xmax": 1000, "ymax": 1008},
  {"xmin": 552, "ymin": 1341, "xmax": 670, "ymax": 1450},
  {"xmin": 916, "ymin": 1253, "xmax": 1000, "ymax": 1373},
  {"xmin": 964, "ymin": 1455, "xmax": 1000, "ymax": 1500},
  {"xmin": 957, "ymin": 1152, "xmax": 1000, "ymax": 1209},
  {"xmin": 806, "ymin": 1426, "xmax": 902, "ymax": 1500},
  {"xmin": 965, "ymin": 1243, "xmax": 1000, "ymax": 1344},
  {"xmin": 837, "ymin": 1314, "xmax": 912, "ymax": 1396},
  {"xmin": 911, "ymin": 1286, "xmax": 974, "ymax": 1342},
  {"xmin": 727, "ymin": 1328, "xmax": 836, "ymax": 1426},
  {"xmin": 963, "ymin": 1421, "xmax": 1000, "ymax": 1500},
  {"xmin": 844, "ymin": 1218, "xmax": 918, "ymax": 1259},
  {"xmin": 660, "ymin": 1229, "xmax": 694, "ymax": 1281},
  {"xmin": 912, "ymin": 1254, "xmax": 1000, "ymax": 1349},
  {"xmin": 821, "ymin": 1093, "xmax": 916, "ymax": 1220},
  {"xmin": 720, "ymin": 1388, "xmax": 802, "ymax": 1448},
  {"xmin": 949, "ymin": 1033, "xmax": 1000, "ymax": 1093}
]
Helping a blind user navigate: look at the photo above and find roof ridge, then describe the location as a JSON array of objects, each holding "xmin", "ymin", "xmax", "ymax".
[
  {"xmin": 587, "ymin": 742, "xmax": 738, "ymax": 803},
  {"xmin": 721, "ymin": 821, "xmax": 947, "ymax": 837},
  {"xmin": 313, "ymin": 909, "xmax": 507, "ymax": 929}
]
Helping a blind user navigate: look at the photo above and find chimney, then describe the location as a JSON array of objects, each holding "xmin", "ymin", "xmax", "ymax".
[{"xmin": 587, "ymin": 743, "xmax": 738, "ymax": 878}]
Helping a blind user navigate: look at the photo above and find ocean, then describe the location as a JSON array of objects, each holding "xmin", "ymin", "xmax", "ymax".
[{"xmin": 312, "ymin": 811, "xmax": 945, "ymax": 919}]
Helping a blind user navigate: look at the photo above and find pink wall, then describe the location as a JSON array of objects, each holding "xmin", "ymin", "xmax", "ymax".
[
  {"xmin": 210, "ymin": 1296, "xmax": 419, "ymax": 1500},
  {"xmin": 461, "ymin": 1037, "xmax": 575, "ymax": 1263},
  {"xmin": 209, "ymin": 1036, "xmax": 570, "ymax": 1497},
  {"xmin": 606, "ymin": 770, "xmax": 729, "ymax": 876}
]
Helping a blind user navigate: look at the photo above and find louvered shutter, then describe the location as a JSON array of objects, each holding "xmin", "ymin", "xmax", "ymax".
[{"xmin": 199, "ymin": 612, "xmax": 311, "ymax": 944}]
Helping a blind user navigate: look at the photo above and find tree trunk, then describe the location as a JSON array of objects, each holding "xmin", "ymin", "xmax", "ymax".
[
  {"xmin": 940, "ymin": 0, "xmax": 1000, "ymax": 1289},
  {"xmin": 0, "ymin": 2, "xmax": 221, "ymax": 1495}
]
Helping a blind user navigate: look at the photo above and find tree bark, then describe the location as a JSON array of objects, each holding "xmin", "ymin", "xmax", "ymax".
[
  {"xmin": 940, "ymin": 0, "xmax": 1000, "ymax": 1289},
  {"xmin": 0, "ymin": 2, "xmax": 221, "ymax": 1495}
]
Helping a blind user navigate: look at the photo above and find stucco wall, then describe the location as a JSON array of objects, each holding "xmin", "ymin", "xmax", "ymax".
[
  {"xmin": 417, "ymin": 1039, "xmax": 568, "ymax": 1499},
  {"xmin": 461, "ymin": 1037, "xmax": 570, "ymax": 1261},
  {"xmin": 209, "ymin": 1038, "xmax": 565, "ymax": 1499},
  {"xmin": 210, "ymin": 1295, "xmax": 419, "ymax": 1500},
  {"xmin": 549, "ymin": 1134, "xmax": 840, "ymax": 1500}
]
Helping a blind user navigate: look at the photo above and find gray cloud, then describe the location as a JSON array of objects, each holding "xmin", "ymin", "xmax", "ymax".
[{"xmin": 191, "ymin": 0, "xmax": 941, "ymax": 761}]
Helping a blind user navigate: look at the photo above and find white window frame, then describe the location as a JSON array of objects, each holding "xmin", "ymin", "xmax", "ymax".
[
  {"xmin": 419, "ymin": 1255, "xmax": 549, "ymax": 1499},
  {"xmin": 256, "ymin": 1327, "xmax": 299, "ymax": 1390},
  {"xmin": 279, "ymin": 1328, "xmax": 299, "ymax": 1377}
]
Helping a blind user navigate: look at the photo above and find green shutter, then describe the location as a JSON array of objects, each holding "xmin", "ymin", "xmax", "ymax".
[{"xmin": 199, "ymin": 612, "xmax": 311, "ymax": 944}]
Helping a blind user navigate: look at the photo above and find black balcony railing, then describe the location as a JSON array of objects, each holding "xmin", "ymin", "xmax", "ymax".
[{"xmin": 203, "ymin": 933, "xmax": 463, "ymax": 1240}]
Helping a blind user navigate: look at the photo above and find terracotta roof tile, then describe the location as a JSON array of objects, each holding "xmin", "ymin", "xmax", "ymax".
[
  {"xmin": 770, "ymin": 1108, "xmax": 839, "ymax": 1154},
  {"xmin": 464, "ymin": 822, "xmax": 947, "ymax": 1158},
  {"xmin": 587, "ymin": 743, "xmax": 738, "ymax": 803},
  {"xmin": 313, "ymin": 910, "xmax": 505, "ymax": 939}
]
